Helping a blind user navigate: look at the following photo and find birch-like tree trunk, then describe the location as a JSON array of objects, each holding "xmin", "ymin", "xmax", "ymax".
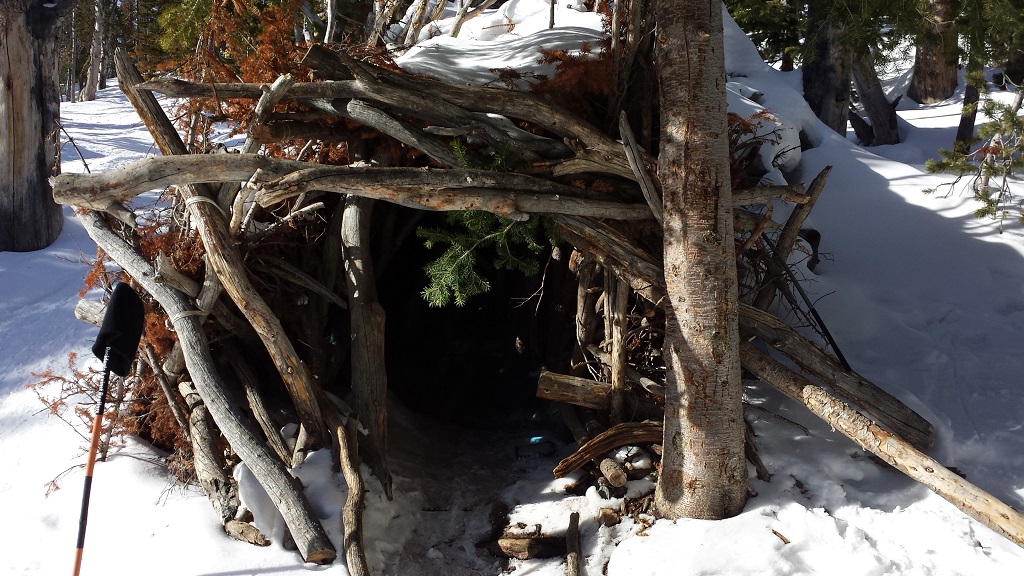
[
  {"xmin": 0, "ymin": 0, "xmax": 64, "ymax": 251},
  {"xmin": 79, "ymin": 0, "xmax": 105, "ymax": 102},
  {"xmin": 653, "ymin": 0, "xmax": 748, "ymax": 520}
]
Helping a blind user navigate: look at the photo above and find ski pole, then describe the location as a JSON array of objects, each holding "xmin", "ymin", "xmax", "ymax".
[
  {"xmin": 72, "ymin": 283, "xmax": 144, "ymax": 576},
  {"xmin": 72, "ymin": 346, "xmax": 113, "ymax": 576}
]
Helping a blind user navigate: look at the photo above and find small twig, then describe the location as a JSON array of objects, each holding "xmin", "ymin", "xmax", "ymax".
[
  {"xmin": 56, "ymin": 119, "xmax": 92, "ymax": 174},
  {"xmin": 248, "ymin": 201, "xmax": 326, "ymax": 241}
]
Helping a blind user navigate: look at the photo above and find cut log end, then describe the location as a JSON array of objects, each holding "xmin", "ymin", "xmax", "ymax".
[{"xmin": 304, "ymin": 548, "xmax": 337, "ymax": 565}]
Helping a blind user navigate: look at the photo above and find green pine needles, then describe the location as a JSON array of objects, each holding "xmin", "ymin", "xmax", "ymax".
[
  {"xmin": 417, "ymin": 211, "xmax": 553, "ymax": 307},
  {"xmin": 926, "ymin": 93, "xmax": 1024, "ymax": 227},
  {"xmin": 416, "ymin": 139, "xmax": 554, "ymax": 307}
]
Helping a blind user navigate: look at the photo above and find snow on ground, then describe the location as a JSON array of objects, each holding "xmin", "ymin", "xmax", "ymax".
[{"xmin": 2, "ymin": 1, "xmax": 1024, "ymax": 574}]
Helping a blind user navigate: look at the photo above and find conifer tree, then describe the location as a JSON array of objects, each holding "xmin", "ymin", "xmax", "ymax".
[{"xmin": 654, "ymin": 0, "xmax": 748, "ymax": 520}]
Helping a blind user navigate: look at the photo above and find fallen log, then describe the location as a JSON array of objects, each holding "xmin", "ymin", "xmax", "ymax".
[
  {"xmin": 740, "ymin": 305, "xmax": 935, "ymax": 451},
  {"xmin": 332, "ymin": 415, "xmax": 370, "ymax": 576},
  {"xmin": 740, "ymin": 341, "xmax": 1024, "ymax": 549},
  {"xmin": 179, "ymin": 380, "xmax": 240, "ymax": 525},
  {"xmin": 537, "ymin": 370, "xmax": 662, "ymax": 420}
]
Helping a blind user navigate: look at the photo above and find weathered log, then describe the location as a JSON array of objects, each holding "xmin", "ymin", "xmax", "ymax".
[
  {"xmin": 740, "ymin": 305, "xmax": 935, "ymax": 451},
  {"xmin": 604, "ymin": 271, "xmax": 629, "ymax": 425},
  {"xmin": 562, "ymin": 407, "xmax": 628, "ymax": 487},
  {"xmin": 344, "ymin": 99, "xmax": 461, "ymax": 167},
  {"xmin": 732, "ymin": 185, "xmax": 810, "ymax": 207},
  {"xmin": 51, "ymin": 154, "xmax": 310, "ymax": 209},
  {"xmin": 540, "ymin": 371, "xmax": 609, "ymax": 410},
  {"xmin": 257, "ymin": 164, "xmax": 653, "ymax": 221},
  {"xmin": 752, "ymin": 166, "xmax": 831, "ymax": 311},
  {"xmin": 74, "ymin": 299, "xmax": 105, "ymax": 326},
  {"xmin": 497, "ymin": 536, "xmax": 567, "ymax": 560},
  {"xmin": 300, "ymin": 45, "xmax": 621, "ymax": 159},
  {"xmin": 137, "ymin": 68, "xmax": 613, "ymax": 165},
  {"xmin": 740, "ymin": 341, "xmax": 1024, "ymax": 549},
  {"xmin": 144, "ymin": 343, "xmax": 191, "ymax": 444},
  {"xmin": 537, "ymin": 370, "xmax": 661, "ymax": 421},
  {"xmin": 566, "ymin": 512, "xmax": 581, "ymax": 576},
  {"xmin": 179, "ymin": 380, "xmax": 240, "ymax": 524},
  {"xmin": 342, "ymin": 196, "xmax": 392, "ymax": 499},
  {"xmin": 77, "ymin": 211, "xmax": 335, "ymax": 563},
  {"xmin": 555, "ymin": 216, "xmax": 665, "ymax": 304},
  {"xmin": 559, "ymin": 404, "xmax": 627, "ymax": 488},
  {"xmin": 775, "ymin": 165, "xmax": 831, "ymax": 262},
  {"xmin": 114, "ymin": 53, "xmax": 332, "ymax": 447},
  {"xmin": 618, "ymin": 112, "xmax": 662, "ymax": 226},
  {"xmin": 571, "ymin": 255, "xmax": 602, "ymax": 376},
  {"xmin": 224, "ymin": 346, "xmax": 291, "ymax": 464},
  {"xmin": 553, "ymin": 421, "xmax": 663, "ymax": 479},
  {"xmin": 224, "ymin": 519, "xmax": 271, "ymax": 547},
  {"xmin": 224, "ymin": 74, "xmax": 298, "ymax": 226},
  {"xmin": 333, "ymin": 415, "xmax": 370, "ymax": 576},
  {"xmin": 51, "ymin": 154, "xmax": 654, "ymax": 222}
]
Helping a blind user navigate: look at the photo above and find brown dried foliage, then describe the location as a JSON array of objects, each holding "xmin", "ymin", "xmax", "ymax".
[{"xmin": 531, "ymin": 41, "xmax": 614, "ymax": 128}]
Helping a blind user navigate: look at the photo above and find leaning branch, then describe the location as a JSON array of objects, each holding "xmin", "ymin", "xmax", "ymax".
[
  {"xmin": 740, "ymin": 341, "xmax": 1024, "ymax": 549},
  {"xmin": 51, "ymin": 154, "xmax": 656, "ymax": 222},
  {"xmin": 78, "ymin": 211, "xmax": 336, "ymax": 564}
]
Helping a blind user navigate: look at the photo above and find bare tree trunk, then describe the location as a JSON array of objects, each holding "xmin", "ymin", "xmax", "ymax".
[
  {"xmin": 0, "ymin": 0, "xmax": 64, "ymax": 251},
  {"xmin": 955, "ymin": 7, "xmax": 985, "ymax": 153},
  {"xmin": 851, "ymin": 53, "xmax": 899, "ymax": 146},
  {"xmin": 342, "ymin": 196, "xmax": 393, "ymax": 499},
  {"xmin": 324, "ymin": 0, "xmax": 338, "ymax": 43},
  {"xmin": 803, "ymin": 1, "xmax": 852, "ymax": 135},
  {"xmin": 908, "ymin": 0, "xmax": 958, "ymax": 104},
  {"xmin": 80, "ymin": 0, "xmax": 105, "ymax": 102},
  {"xmin": 653, "ymin": 0, "xmax": 748, "ymax": 520}
]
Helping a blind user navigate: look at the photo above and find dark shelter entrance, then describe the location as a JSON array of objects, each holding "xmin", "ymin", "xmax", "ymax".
[{"xmin": 374, "ymin": 207, "xmax": 576, "ymax": 430}]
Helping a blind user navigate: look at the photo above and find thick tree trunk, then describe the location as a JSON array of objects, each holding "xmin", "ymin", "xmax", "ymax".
[
  {"xmin": 908, "ymin": 0, "xmax": 958, "ymax": 104},
  {"xmin": 79, "ymin": 0, "xmax": 105, "ymax": 102},
  {"xmin": 653, "ymin": 0, "xmax": 748, "ymax": 520},
  {"xmin": 803, "ymin": 1, "xmax": 852, "ymax": 135},
  {"xmin": 852, "ymin": 54, "xmax": 899, "ymax": 146},
  {"xmin": 0, "ymin": 0, "xmax": 64, "ymax": 251}
]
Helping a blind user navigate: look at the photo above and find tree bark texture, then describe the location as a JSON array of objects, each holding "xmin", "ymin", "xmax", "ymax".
[
  {"xmin": 653, "ymin": 0, "xmax": 748, "ymax": 520},
  {"xmin": 803, "ymin": 2, "xmax": 852, "ymax": 136},
  {"xmin": 342, "ymin": 196, "xmax": 392, "ymax": 499},
  {"xmin": 908, "ymin": 0, "xmax": 958, "ymax": 104},
  {"xmin": 740, "ymin": 341, "xmax": 1024, "ymax": 549},
  {"xmin": 851, "ymin": 54, "xmax": 899, "ymax": 146},
  {"xmin": 0, "ymin": 0, "xmax": 64, "ymax": 251}
]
